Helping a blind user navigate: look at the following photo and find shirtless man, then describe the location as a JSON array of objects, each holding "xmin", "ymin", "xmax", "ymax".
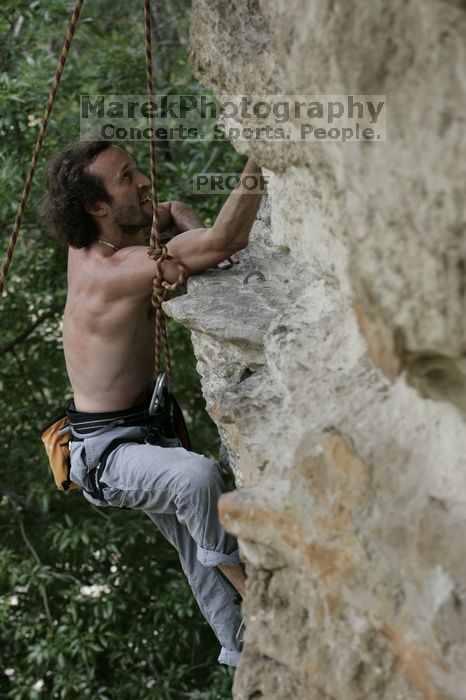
[{"xmin": 43, "ymin": 141, "xmax": 262, "ymax": 667}]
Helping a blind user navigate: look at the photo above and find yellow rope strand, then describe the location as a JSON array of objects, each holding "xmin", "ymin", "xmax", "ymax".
[{"xmin": 143, "ymin": 0, "xmax": 185, "ymax": 376}]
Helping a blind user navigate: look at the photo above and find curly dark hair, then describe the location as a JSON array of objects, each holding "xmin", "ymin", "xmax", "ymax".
[{"xmin": 42, "ymin": 141, "xmax": 114, "ymax": 248}]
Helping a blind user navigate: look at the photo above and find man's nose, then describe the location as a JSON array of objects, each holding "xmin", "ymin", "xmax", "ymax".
[{"xmin": 138, "ymin": 173, "xmax": 151, "ymax": 189}]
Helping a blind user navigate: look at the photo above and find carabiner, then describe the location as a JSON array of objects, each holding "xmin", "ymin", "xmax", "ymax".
[{"xmin": 149, "ymin": 371, "xmax": 170, "ymax": 415}]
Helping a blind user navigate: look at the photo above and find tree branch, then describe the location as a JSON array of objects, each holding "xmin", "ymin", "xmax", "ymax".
[
  {"xmin": 18, "ymin": 516, "xmax": 53, "ymax": 626},
  {"xmin": 1, "ymin": 307, "xmax": 61, "ymax": 355}
]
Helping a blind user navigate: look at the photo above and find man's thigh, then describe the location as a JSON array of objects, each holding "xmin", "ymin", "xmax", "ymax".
[{"xmin": 100, "ymin": 442, "xmax": 220, "ymax": 511}]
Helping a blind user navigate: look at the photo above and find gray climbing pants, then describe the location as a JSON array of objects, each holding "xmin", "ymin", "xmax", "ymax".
[{"xmin": 68, "ymin": 422, "xmax": 242, "ymax": 667}]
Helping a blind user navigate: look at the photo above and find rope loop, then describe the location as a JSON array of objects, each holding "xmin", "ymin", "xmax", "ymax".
[
  {"xmin": 147, "ymin": 244, "xmax": 186, "ymax": 298},
  {"xmin": 147, "ymin": 244, "xmax": 168, "ymax": 267}
]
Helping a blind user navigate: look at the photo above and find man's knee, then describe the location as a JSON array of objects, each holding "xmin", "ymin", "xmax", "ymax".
[{"xmin": 184, "ymin": 457, "xmax": 224, "ymax": 498}]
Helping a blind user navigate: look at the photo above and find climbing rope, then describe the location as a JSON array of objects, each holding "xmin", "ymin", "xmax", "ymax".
[
  {"xmin": 0, "ymin": 0, "xmax": 84, "ymax": 297},
  {"xmin": 143, "ymin": 0, "xmax": 186, "ymax": 376}
]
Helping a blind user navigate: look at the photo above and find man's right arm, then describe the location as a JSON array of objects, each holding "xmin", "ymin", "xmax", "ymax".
[{"xmin": 168, "ymin": 158, "xmax": 262, "ymax": 271}]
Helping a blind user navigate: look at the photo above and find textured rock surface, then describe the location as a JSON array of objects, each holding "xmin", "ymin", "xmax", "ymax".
[{"xmin": 165, "ymin": 2, "xmax": 466, "ymax": 698}]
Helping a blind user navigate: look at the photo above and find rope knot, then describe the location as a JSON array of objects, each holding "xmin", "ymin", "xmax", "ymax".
[
  {"xmin": 147, "ymin": 244, "xmax": 186, "ymax": 294},
  {"xmin": 147, "ymin": 244, "xmax": 168, "ymax": 264}
]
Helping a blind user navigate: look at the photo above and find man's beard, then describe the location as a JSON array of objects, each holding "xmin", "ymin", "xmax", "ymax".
[{"xmin": 113, "ymin": 202, "xmax": 152, "ymax": 236}]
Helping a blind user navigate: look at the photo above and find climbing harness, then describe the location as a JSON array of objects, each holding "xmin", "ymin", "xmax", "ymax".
[
  {"xmin": 0, "ymin": 0, "xmax": 194, "ymax": 490},
  {"xmin": 40, "ymin": 387, "xmax": 191, "ymax": 497}
]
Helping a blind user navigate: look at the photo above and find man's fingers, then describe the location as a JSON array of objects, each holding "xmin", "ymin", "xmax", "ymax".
[{"xmin": 217, "ymin": 253, "xmax": 240, "ymax": 270}]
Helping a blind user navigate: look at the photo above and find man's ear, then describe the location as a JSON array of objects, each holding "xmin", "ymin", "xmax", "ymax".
[{"xmin": 85, "ymin": 201, "xmax": 108, "ymax": 218}]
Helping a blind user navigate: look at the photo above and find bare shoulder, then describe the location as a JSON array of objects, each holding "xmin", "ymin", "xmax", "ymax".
[
  {"xmin": 67, "ymin": 230, "xmax": 223, "ymax": 303},
  {"xmin": 103, "ymin": 244, "xmax": 182, "ymax": 299}
]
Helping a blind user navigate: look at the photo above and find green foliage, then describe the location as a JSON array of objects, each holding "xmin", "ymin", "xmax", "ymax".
[{"xmin": 0, "ymin": 1, "xmax": 243, "ymax": 696}]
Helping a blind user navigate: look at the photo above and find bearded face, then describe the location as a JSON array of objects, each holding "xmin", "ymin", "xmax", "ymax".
[
  {"xmin": 88, "ymin": 146, "xmax": 154, "ymax": 237},
  {"xmin": 112, "ymin": 196, "xmax": 153, "ymax": 235}
]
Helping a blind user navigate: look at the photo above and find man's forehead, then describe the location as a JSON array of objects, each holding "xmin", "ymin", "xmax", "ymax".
[{"xmin": 88, "ymin": 145, "xmax": 133, "ymax": 180}]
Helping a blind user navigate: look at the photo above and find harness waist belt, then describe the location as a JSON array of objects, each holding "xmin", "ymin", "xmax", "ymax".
[{"xmin": 67, "ymin": 395, "xmax": 154, "ymax": 435}]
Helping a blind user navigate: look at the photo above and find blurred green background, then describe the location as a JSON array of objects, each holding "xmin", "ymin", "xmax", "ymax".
[{"xmin": 0, "ymin": 1, "xmax": 243, "ymax": 697}]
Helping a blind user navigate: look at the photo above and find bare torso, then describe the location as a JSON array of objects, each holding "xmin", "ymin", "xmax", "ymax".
[
  {"xmin": 63, "ymin": 245, "xmax": 155, "ymax": 412},
  {"xmin": 61, "ymin": 156, "xmax": 262, "ymax": 413}
]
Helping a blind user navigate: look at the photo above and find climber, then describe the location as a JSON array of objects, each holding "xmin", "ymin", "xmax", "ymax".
[{"xmin": 42, "ymin": 140, "xmax": 263, "ymax": 667}]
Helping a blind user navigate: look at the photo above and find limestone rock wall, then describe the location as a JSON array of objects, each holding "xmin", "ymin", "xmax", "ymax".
[{"xmin": 165, "ymin": 2, "xmax": 466, "ymax": 698}]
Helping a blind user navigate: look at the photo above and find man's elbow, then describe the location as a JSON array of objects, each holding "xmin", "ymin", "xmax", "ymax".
[
  {"xmin": 229, "ymin": 227, "xmax": 252, "ymax": 254},
  {"xmin": 208, "ymin": 225, "xmax": 250, "ymax": 256}
]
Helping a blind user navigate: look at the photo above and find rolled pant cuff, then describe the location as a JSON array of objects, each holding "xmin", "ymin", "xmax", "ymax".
[
  {"xmin": 196, "ymin": 545, "xmax": 241, "ymax": 567},
  {"xmin": 218, "ymin": 647, "xmax": 241, "ymax": 667}
]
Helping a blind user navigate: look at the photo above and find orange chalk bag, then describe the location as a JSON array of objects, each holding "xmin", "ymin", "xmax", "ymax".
[{"xmin": 40, "ymin": 414, "xmax": 78, "ymax": 492}]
